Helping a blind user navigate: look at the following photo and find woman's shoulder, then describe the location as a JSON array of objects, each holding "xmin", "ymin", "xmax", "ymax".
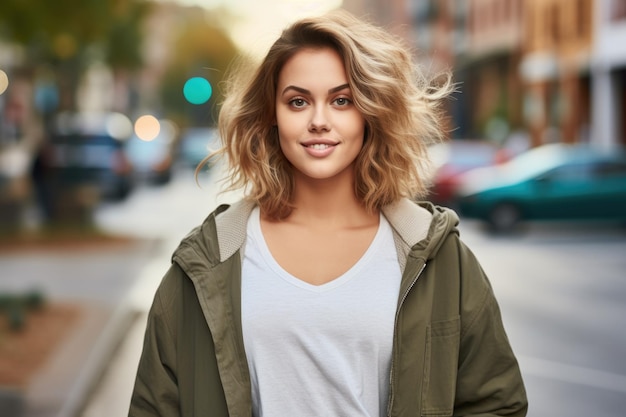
[{"xmin": 170, "ymin": 199, "xmax": 256, "ymax": 269}]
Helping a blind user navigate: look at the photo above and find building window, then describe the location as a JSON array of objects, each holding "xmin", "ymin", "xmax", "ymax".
[
  {"xmin": 549, "ymin": 5, "xmax": 560, "ymax": 46},
  {"xmin": 526, "ymin": 7, "xmax": 536, "ymax": 50},
  {"xmin": 611, "ymin": 0, "xmax": 626, "ymax": 21},
  {"xmin": 577, "ymin": 0, "xmax": 592, "ymax": 40}
]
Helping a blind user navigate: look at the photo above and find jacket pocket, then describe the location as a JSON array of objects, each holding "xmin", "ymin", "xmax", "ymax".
[{"xmin": 420, "ymin": 316, "xmax": 460, "ymax": 416}]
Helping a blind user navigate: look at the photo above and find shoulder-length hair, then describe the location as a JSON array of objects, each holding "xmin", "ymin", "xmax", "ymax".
[{"xmin": 207, "ymin": 9, "xmax": 453, "ymax": 220}]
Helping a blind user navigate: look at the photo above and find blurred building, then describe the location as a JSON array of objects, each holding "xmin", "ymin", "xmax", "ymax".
[
  {"xmin": 462, "ymin": 0, "xmax": 525, "ymax": 143},
  {"xmin": 342, "ymin": 0, "xmax": 460, "ymax": 74},
  {"xmin": 137, "ymin": 2, "xmax": 184, "ymax": 114},
  {"xmin": 343, "ymin": 0, "xmax": 626, "ymax": 151},
  {"xmin": 592, "ymin": 0, "xmax": 626, "ymax": 150},
  {"xmin": 342, "ymin": 0, "xmax": 414, "ymax": 44},
  {"xmin": 520, "ymin": 0, "xmax": 594, "ymax": 148}
]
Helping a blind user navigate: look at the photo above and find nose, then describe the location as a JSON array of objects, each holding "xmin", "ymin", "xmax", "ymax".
[{"xmin": 308, "ymin": 105, "xmax": 330, "ymax": 132}]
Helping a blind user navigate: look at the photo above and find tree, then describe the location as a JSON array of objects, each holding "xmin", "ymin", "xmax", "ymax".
[
  {"xmin": 0, "ymin": 0, "xmax": 150, "ymax": 112},
  {"xmin": 159, "ymin": 8, "xmax": 239, "ymax": 127}
]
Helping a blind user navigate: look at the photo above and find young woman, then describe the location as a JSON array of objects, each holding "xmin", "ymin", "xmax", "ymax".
[{"xmin": 129, "ymin": 10, "xmax": 528, "ymax": 417}]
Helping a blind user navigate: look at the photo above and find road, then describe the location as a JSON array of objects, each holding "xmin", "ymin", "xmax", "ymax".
[
  {"xmin": 459, "ymin": 221, "xmax": 626, "ymax": 416},
  {"xmin": 83, "ymin": 165, "xmax": 626, "ymax": 417}
]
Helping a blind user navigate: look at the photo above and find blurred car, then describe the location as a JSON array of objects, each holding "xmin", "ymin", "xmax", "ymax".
[
  {"xmin": 46, "ymin": 112, "xmax": 134, "ymax": 203},
  {"xmin": 427, "ymin": 139, "xmax": 510, "ymax": 207},
  {"xmin": 124, "ymin": 119, "xmax": 178, "ymax": 186},
  {"xmin": 455, "ymin": 143, "xmax": 626, "ymax": 232},
  {"xmin": 178, "ymin": 127, "xmax": 219, "ymax": 170}
]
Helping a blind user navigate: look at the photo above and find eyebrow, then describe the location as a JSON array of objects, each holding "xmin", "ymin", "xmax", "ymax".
[{"xmin": 281, "ymin": 83, "xmax": 350, "ymax": 96}]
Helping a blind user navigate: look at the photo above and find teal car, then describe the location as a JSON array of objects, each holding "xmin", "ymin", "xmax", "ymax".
[{"xmin": 455, "ymin": 143, "xmax": 626, "ymax": 232}]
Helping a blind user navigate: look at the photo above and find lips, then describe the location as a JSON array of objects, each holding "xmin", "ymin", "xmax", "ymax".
[
  {"xmin": 301, "ymin": 138, "xmax": 338, "ymax": 147},
  {"xmin": 301, "ymin": 139, "xmax": 338, "ymax": 157}
]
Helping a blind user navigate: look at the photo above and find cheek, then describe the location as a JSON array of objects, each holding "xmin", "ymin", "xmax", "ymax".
[
  {"xmin": 276, "ymin": 113, "xmax": 306, "ymax": 142},
  {"xmin": 350, "ymin": 116, "xmax": 366, "ymax": 142},
  {"xmin": 275, "ymin": 108, "xmax": 291, "ymax": 132},
  {"xmin": 276, "ymin": 127, "xmax": 295, "ymax": 158}
]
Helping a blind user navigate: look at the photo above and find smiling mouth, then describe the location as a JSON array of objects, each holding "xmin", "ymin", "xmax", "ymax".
[{"xmin": 306, "ymin": 143, "xmax": 333, "ymax": 150}]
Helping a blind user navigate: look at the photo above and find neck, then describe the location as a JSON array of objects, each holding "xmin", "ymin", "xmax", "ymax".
[{"xmin": 285, "ymin": 170, "xmax": 378, "ymax": 229}]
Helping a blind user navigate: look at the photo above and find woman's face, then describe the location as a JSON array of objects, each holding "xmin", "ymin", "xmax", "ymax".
[{"xmin": 275, "ymin": 47, "xmax": 365, "ymax": 183}]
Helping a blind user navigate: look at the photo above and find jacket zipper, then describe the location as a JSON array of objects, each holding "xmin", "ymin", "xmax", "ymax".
[{"xmin": 386, "ymin": 260, "xmax": 427, "ymax": 417}]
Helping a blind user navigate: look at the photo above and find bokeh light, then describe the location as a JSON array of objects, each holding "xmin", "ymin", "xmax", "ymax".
[
  {"xmin": 183, "ymin": 77, "xmax": 212, "ymax": 104},
  {"xmin": 0, "ymin": 69, "xmax": 8, "ymax": 95},
  {"xmin": 134, "ymin": 115, "xmax": 161, "ymax": 141},
  {"xmin": 105, "ymin": 112, "xmax": 134, "ymax": 141},
  {"xmin": 158, "ymin": 119, "xmax": 178, "ymax": 143}
]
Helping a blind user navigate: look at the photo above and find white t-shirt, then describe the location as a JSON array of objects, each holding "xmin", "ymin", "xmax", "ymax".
[{"xmin": 241, "ymin": 208, "xmax": 402, "ymax": 417}]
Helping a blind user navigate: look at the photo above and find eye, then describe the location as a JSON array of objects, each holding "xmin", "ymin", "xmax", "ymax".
[
  {"xmin": 288, "ymin": 98, "xmax": 308, "ymax": 108},
  {"xmin": 333, "ymin": 97, "xmax": 352, "ymax": 106}
]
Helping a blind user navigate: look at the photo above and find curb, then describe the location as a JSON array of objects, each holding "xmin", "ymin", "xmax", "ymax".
[
  {"xmin": 59, "ymin": 249, "xmax": 170, "ymax": 417},
  {"xmin": 56, "ymin": 305, "xmax": 139, "ymax": 417}
]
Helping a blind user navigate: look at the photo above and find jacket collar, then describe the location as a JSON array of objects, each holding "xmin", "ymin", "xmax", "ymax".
[
  {"xmin": 212, "ymin": 198, "xmax": 451, "ymax": 267},
  {"xmin": 214, "ymin": 199, "xmax": 256, "ymax": 262}
]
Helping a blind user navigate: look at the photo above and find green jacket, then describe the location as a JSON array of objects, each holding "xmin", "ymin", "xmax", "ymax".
[{"xmin": 129, "ymin": 198, "xmax": 528, "ymax": 416}]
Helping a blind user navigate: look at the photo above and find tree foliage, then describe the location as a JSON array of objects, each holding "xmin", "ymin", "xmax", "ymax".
[
  {"xmin": 160, "ymin": 9, "xmax": 239, "ymax": 126},
  {"xmin": 0, "ymin": 1, "xmax": 238, "ymax": 123},
  {"xmin": 0, "ymin": 0, "xmax": 150, "ymax": 71},
  {"xmin": 0, "ymin": 0, "xmax": 152, "ymax": 115}
]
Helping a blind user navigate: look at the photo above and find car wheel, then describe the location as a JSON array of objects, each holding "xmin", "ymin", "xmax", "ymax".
[
  {"xmin": 111, "ymin": 179, "xmax": 133, "ymax": 201},
  {"xmin": 488, "ymin": 203, "xmax": 521, "ymax": 233}
]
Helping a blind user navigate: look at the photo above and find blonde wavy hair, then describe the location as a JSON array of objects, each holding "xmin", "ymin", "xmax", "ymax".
[{"xmin": 205, "ymin": 9, "xmax": 453, "ymax": 220}]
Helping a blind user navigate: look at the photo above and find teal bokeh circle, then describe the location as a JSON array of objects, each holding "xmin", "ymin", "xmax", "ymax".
[{"xmin": 183, "ymin": 77, "xmax": 212, "ymax": 104}]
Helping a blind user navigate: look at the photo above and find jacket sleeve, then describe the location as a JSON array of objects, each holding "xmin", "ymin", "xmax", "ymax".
[
  {"xmin": 129, "ymin": 269, "xmax": 181, "ymax": 417},
  {"xmin": 453, "ymin": 239, "xmax": 528, "ymax": 416}
]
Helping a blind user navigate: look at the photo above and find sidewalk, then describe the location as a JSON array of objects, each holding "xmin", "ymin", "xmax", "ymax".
[
  {"xmin": 78, "ymin": 251, "xmax": 171, "ymax": 417},
  {"xmin": 0, "ymin": 236, "xmax": 161, "ymax": 417}
]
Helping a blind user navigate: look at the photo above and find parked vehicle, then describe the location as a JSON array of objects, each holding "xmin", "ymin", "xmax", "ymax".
[
  {"xmin": 124, "ymin": 119, "xmax": 178, "ymax": 186},
  {"xmin": 455, "ymin": 143, "xmax": 626, "ymax": 232},
  {"xmin": 427, "ymin": 139, "xmax": 509, "ymax": 207},
  {"xmin": 178, "ymin": 127, "xmax": 219, "ymax": 170},
  {"xmin": 45, "ymin": 112, "xmax": 134, "ymax": 209}
]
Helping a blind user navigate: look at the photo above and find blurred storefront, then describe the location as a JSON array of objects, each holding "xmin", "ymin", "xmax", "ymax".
[
  {"xmin": 462, "ymin": 0, "xmax": 525, "ymax": 144},
  {"xmin": 592, "ymin": 0, "xmax": 626, "ymax": 150},
  {"xmin": 520, "ymin": 0, "xmax": 594, "ymax": 148}
]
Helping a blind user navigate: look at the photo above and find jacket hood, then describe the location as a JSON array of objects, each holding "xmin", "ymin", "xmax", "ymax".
[{"xmin": 417, "ymin": 203, "xmax": 460, "ymax": 259}]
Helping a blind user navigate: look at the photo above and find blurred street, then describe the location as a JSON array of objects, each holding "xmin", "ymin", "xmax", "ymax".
[
  {"xmin": 76, "ymin": 164, "xmax": 626, "ymax": 417},
  {"xmin": 2, "ymin": 1, "xmax": 626, "ymax": 416},
  {"xmin": 459, "ymin": 220, "xmax": 626, "ymax": 416}
]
